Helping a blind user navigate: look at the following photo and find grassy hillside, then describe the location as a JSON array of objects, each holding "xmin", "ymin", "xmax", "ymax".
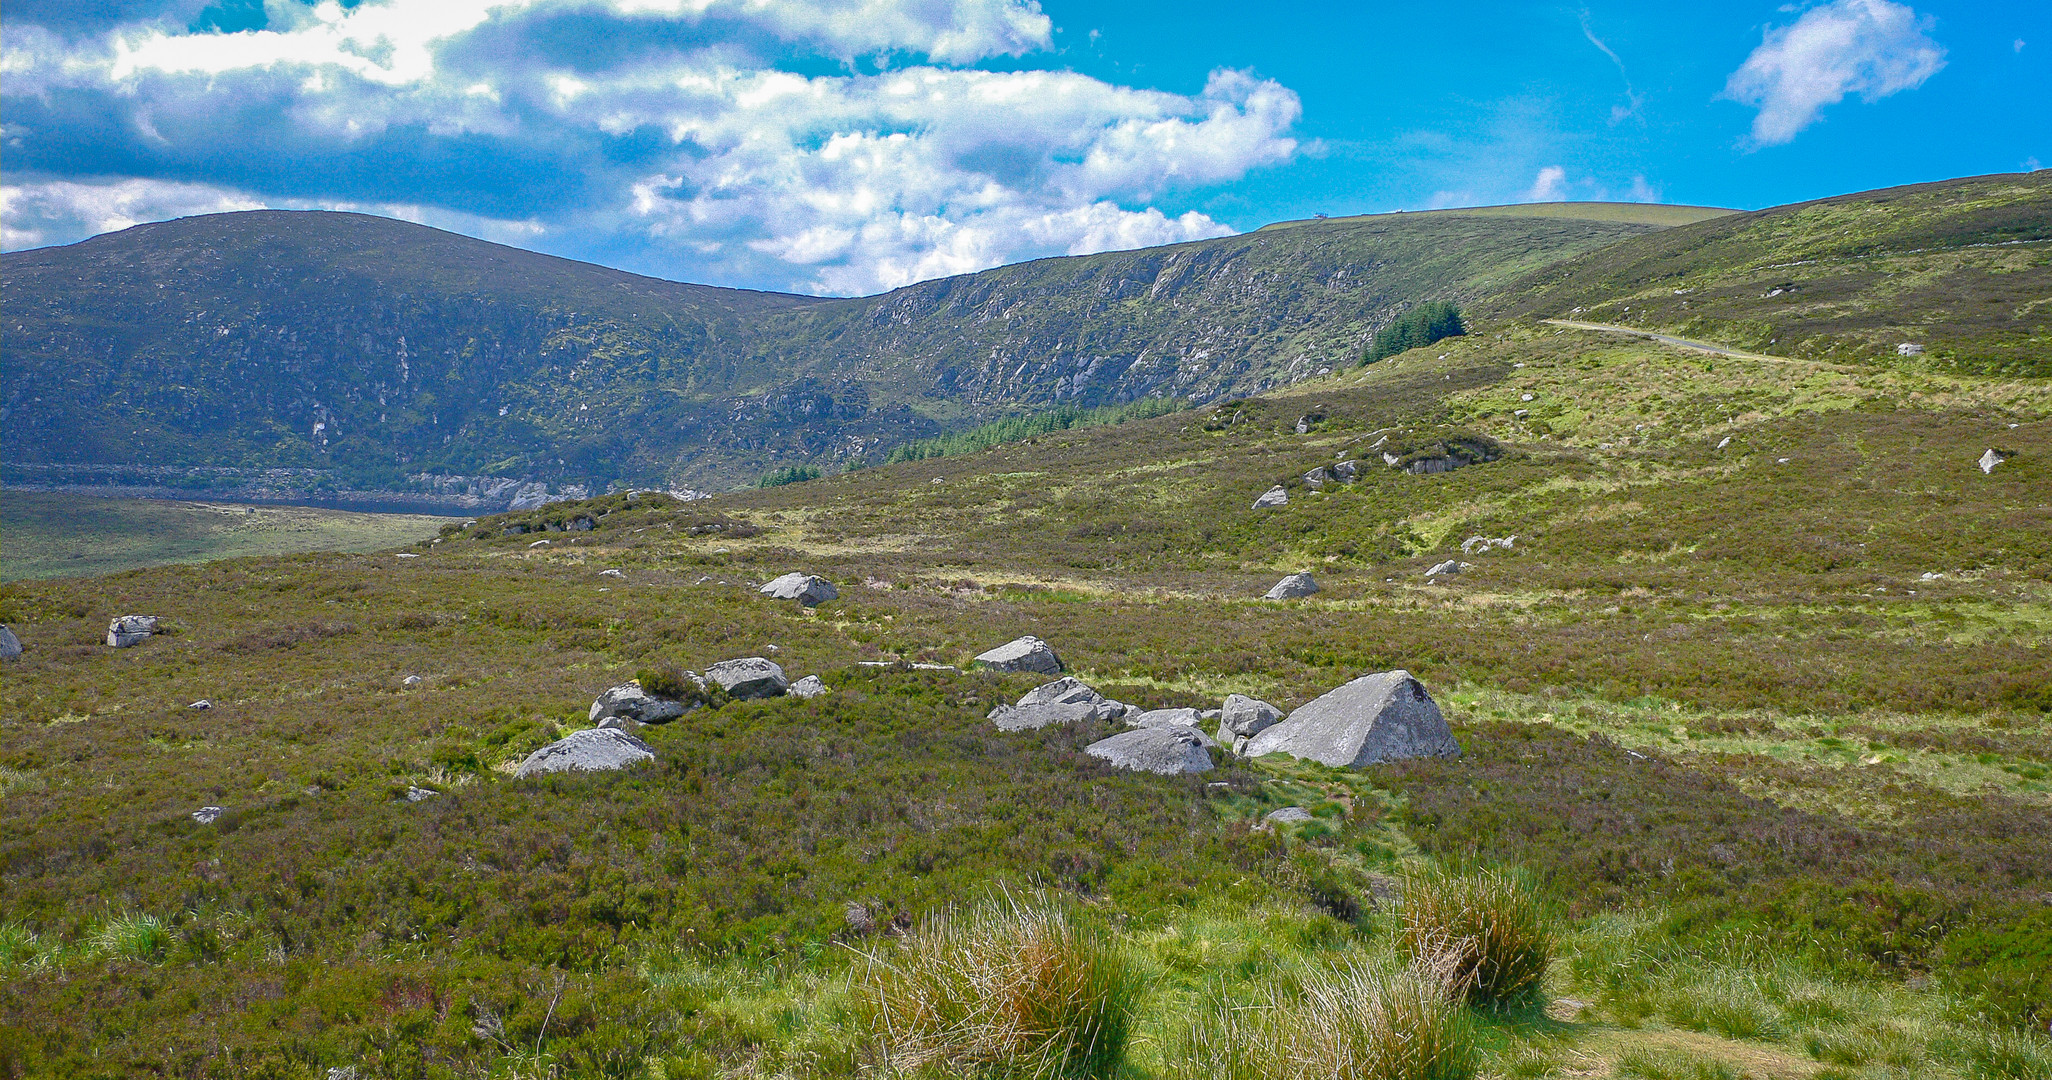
[
  {"xmin": 1491, "ymin": 172, "xmax": 2052, "ymax": 375},
  {"xmin": 3, "ymin": 207, "xmax": 1671, "ymax": 494},
  {"xmin": 0, "ymin": 492, "xmax": 448, "ymax": 581},
  {"xmin": 3, "ymin": 304, "xmax": 2047, "ymax": 1076}
]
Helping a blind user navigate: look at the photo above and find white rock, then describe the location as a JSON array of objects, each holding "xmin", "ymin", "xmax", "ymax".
[
  {"xmin": 1253, "ymin": 485, "xmax": 1289, "ymax": 509},
  {"xmin": 1425, "ymin": 560, "xmax": 1461, "ymax": 577},
  {"xmin": 1127, "ymin": 707, "xmax": 1207, "ymax": 732},
  {"xmin": 188, "ymin": 700, "xmax": 211, "ymax": 710},
  {"xmin": 514, "ymin": 728, "xmax": 656, "ymax": 779},
  {"xmin": 1265, "ymin": 806, "xmax": 1315, "ymax": 824},
  {"xmin": 1245, "ymin": 670, "xmax": 1460, "ymax": 768},
  {"xmin": 760, "ymin": 572, "xmax": 839, "ymax": 606},
  {"xmin": 973, "ymin": 635, "xmax": 1063, "ymax": 675},
  {"xmin": 402, "ymin": 674, "xmax": 424, "ymax": 686},
  {"xmin": 107, "ymin": 615, "xmax": 158, "ymax": 648},
  {"xmin": 1085, "ymin": 727, "xmax": 1215, "ymax": 775},
  {"xmin": 192, "ymin": 806, "xmax": 226, "ymax": 824},
  {"xmin": 1978, "ymin": 449, "xmax": 2007, "ymax": 474},
  {"xmin": 1264, "ymin": 573, "xmax": 1319, "ymax": 600},
  {"xmin": 599, "ymin": 568, "xmax": 625, "ymax": 578},
  {"xmin": 589, "ymin": 681, "xmax": 696, "ymax": 724},
  {"xmin": 1215, "ymin": 694, "xmax": 1284, "ymax": 753},
  {"xmin": 707, "ymin": 657, "xmax": 789, "ymax": 699},
  {"xmin": 403, "ymin": 786, "xmax": 438, "ymax": 802},
  {"xmin": 989, "ymin": 699, "xmax": 1099, "ymax": 731},
  {"xmin": 528, "ymin": 539, "xmax": 551, "ymax": 548},
  {"xmin": 790, "ymin": 675, "xmax": 830, "ymax": 699}
]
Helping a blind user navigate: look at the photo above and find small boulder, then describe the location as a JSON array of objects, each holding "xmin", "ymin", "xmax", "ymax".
[
  {"xmin": 1019, "ymin": 676, "xmax": 1102, "ymax": 708},
  {"xmin": 1978, "ymin": 449, "xmax": 2008, "ymax": 474},
  {"xmin": 107, "ymin": 615, "xmax": 158, "ymax": 648},
  {"xmin": 402, "ymin": 674, "xmax": 424, "ymax": 687},
  {"xmin": 1264, "ymin": 806, "xmax": 1314, "ymax": 824},
  {"xmin": 589, "ymin": 681, "xmax": 695, "ymax": 725},
  {"xmin": 990, "ymin": 699, "xmax": 1100, "ymax": 732},
  {"xmin": 528, "ymin": 539, "xmax": 551, "ymax": 548},
  {"xmin": 1425, "ymin": 560, "xmax": 1462, "ymax": 578},
  {"xmin": 0, "ymin": 624, "xmax": 19, "ymax": 662},
  {"xmin": 760, "ymin": 572, "xmax": 839, "ymax": 606},
  {"xmin": 192, "ymin": 806, "xmax": 225, "ymax": 824},
  {"xmin": 973, "ymin": 635, "xmax": 1063, "ymax": 675},
  {"xmin": 402, "ymin": 786, "xmax": 438, "ymax": 803},
  {"xmin": 1127, "ymin": 707, "xmax": 1207, "ymax": 732},
  {"xmin": 1264, "ymin": 573, "xmax": 1319, "ymax": 600},
  {"xmin": 188, "ymin": 700, "xmax": 212, "ymax": 710},
  {"xmin": 599, "ymin": 568, "xmax": 625, "ymax": 579},
  {"xmin": 514, "ymin": 728, "xmax": 656, "ymax": 779},
  {"xmin": 790, "ymin": 675, "xmax": 830, "ymax": 699},
  {"xmin": 1244, "ymin": 669, "xmax": 1460, "ymax": 768},
  {"xmin": 1253, "ymin": 485, "xmax": 1289, "ymax": 509},
  {"xmin": 1331, "ymin": 460, "xmax": 1361, "ymax": 482},
  {"xmin": 1215, "ymin": 694, "xmax": 1283, "ymax": 753},
  {"xmin": 1303, "ymin": 466, "xmax": 1331, "ymax": 485},
  {"xmin": 1087, "ymin": 727, "xmax": 1215, "ymax": 775},
  {"xmin": 707, "ymin": 657, "xmax": 789, "ymax": 699}
]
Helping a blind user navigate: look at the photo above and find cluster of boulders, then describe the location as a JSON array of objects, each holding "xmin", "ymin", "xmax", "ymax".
[{"xmin": 982, "ymin": 658, "xmax": 1459, "ymax": 777}]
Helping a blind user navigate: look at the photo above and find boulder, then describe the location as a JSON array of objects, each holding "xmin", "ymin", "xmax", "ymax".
[
  {"xmin": 1244, "ymin": 669, "xmax": 1460, "ymax": 768},
  {"xmin": 1331, "ymin": 460, "xmax": 1361, "ymax": 482},
  {"xmin": 1264, "ymin": 573, "xmax": 1319, "ymax": 600},
  {"xmin": 1460, "ymin": 535, "xmax": 1515, "ymax": 555},
  {"xmin": 514, "ymin": 728, "xmax": 656, "ymax": 778},
  {"xmin": 760, "ymin": 572, "xmax": 839, "ymax": 606},
  {"xmin": 402, "ymin": 786, "xmax": 438, "ymax": 803},
  {"xmin": 1265, "ymin": 806, "xmax": 1314, "ymax": 824},
  {"xmin": 1019, "ymin": 676, "xmax": 1101, "ymax": 708},
  {"xmin": 402, "ymin": 674, "xmax": 424, "ymax": 686},
  {"xmin": 1127, "ymin": 707, "xmax": 1207, "ymax": 733},
  {"xmin": 707, "ymin": 657, "xmax": 789, "ymax": 699},
  {"xmin": 1425, "ymin": 560, "xmax": 1462, "ymax": 577},
  {"xmin": 973, "ymin": 635, "xmax": 1063, "ymax": 675},
  {"xmin": 990, "ymin": 699, "xmax": 1100, "ymax": 732},
  {"xmin": 192, "ymin": 806, "xmax": 225, "ymax": 824},
  {"xmin": 790, "ymin": 675, "xmax": 830, "ymax": 699},
  {"xmin": 0, "ymin": 624, "xmax": 19, "ymax": 661},
  {"xmin": 1253, "ymin": 485, "xmax": 1289, "ymax": 509},
  {"xmin": 1303, "ymin": 466, "xmax": 1331, "ymax": 485},
  {"xmin": 1087, "ymin": 727, "xmax": 1215, "ymax": 775},
  {"xmin": 1978, "ymin": 449, "xmax": 2008, "ymax": 474},
  {"xmin": 1215, "ymin": 694, "xmax": 1283, "ymax": 753},
  {"xmin": 589, "ymin": 682, "xmax": 695, "ymax": 725},
  {"xmin": 107, "ymin": 615, "xmax": 158, "ymax": 648},
  {"xmin": 188, "ymin": 700, "xmax": 211, "ymax": 710}
]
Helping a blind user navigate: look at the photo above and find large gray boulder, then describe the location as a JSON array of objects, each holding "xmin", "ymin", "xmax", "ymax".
[
  {"xmin": 1087, "ymin": 727, "xmax": 1215, "ymax": 775},
  {"xmin": 1127, "ymin": 707, "xmax": 1206, "ymax": 732},
  {"xmin": 0, "ymin": 624, "xmax": 19, "ymax": 662},
  {"xmin": 1264, "ymin": 573, "xmax": 1319, "ymax": 600},
  {"xmin": 1244, "ymin": 670, "xmax": 1459, "ymax": 768},
  {"xmin": 1215, "ymin": 694, "xmax": 1283, "ymax": 754},
  {"xmin": 515, "ymin": 728, "xmax": 656, "ymax": 778},
  {"xmin": 973, "ymin": 635, "xmax": 1063, "ymax": 675},
  {"xmin": 707, "ymin": 657, "xmax": 788, "ymax": 699},
  {"xmin": 1253, "ymin": 485, "xmax": 1289, "ymax": 509},
  {"xmin": 1014, "ymin": 676, "xmax": 1128, "ymax": 720},
  {"xmin": 989, "ymin": 699, "xmax": 1100, "ymax": 732},
  {"xmin": 589, "ymin": 682, "xmax": 696, "ymax": 725},
  {"xmin": 760, "ymin": 572, "xmax": 839, "ymax": 606},
  {"xmin": 107, "ymin": 615, "xmax": 158, "ymax": 648}
]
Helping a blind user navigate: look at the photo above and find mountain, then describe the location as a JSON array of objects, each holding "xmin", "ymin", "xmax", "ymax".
[
  {"xmin": 2, "ymin": 204, "xmax": 1706, "ymax": 503},
  {"xmin": 1490, "ymin": 171, "xmax": 2052, "ymax": 375}
]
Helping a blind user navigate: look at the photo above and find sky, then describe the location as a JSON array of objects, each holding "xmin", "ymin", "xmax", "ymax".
[{"xmin": 3, "ymin": 0, "xmax": 2046, "ymax": 296}]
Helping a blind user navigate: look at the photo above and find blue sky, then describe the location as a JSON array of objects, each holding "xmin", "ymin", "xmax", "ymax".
[{"xmin": 3, "ymin": 0, "xmax": 2045, "ymax": 294}]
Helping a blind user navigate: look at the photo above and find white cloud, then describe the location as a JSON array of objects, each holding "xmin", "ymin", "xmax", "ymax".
[
  {"xmin": 1522, "ymin": 165, "xmax": 1569, "ymax": 202},
  {"xmin": 0, "ymin": 177, "xmax": 265, "ymax": 249},
  {"xmin": 1724, "ymin": 0, "xmax": 1946, "ymax": 147},
  {"xmin": 1628, "ymin": 175, "xmax": 1662, "ymax": 203},
  {"xmin": 2, "ymin": 0, "xmax": 1296, "ymax": 294}
]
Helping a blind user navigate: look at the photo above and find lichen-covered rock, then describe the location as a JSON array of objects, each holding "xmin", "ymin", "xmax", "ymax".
[
  {"xmin": 1264, "ymin": 573, "xmax": 1318, "ymax": 600},
  {"xmin": 1245, "ymin": 670, "xmax": 1459, "ymax": 768},
  {"xmin": 760, "ymin": 572, "xmax": 839, "ymax": 606},
  {"xmin": 1019, "ymin": 676, "xmax": 1100, "ymax": 708},
  {"xmin": 514, "ymin": 728, "xmax": 656, "ymax": 778},
  {"xmin": 1265, "ymin": 806, "xmax": 1314, "ymax": 824},
  {"xmin": 973, "ymin": 635, "xmax": 1063, "ymax": 675},
  {"xmin": 1215, "ymin": 694, "xmax": 1284, "ymax": 753},
  {"xmin": 989, "ymin": 699, "xmax": 1100, "ymax": 732},
  {"xmin": 706, "ymin": 657, "xmax": 788, "ymax": 699},
  {"xmin": 588, "ymin": 682, "xmax": 695, "ymax": 725},
  {"xmin": 1253, "ymin": 485, "xmax": 1289, "ymax": 509},
  {"xmin": 790, "ymin": 675, "xmax": 830, "ymax": 699},
  {"xmin": 107, "ymin": 615, "xmax": 158, "ymax": 648},
  {"xmin": 1086, "ymin": 726, "xmax": 1215, "ymax": 775}
]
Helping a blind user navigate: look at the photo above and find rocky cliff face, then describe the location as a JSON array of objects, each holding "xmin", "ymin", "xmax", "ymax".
[{"xmin": 3, "ymin": 208, "xmax": 1666, "ymax": 495}]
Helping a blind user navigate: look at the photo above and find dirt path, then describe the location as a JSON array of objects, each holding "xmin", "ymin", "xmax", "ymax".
[{"xmin": 1542, "ymin": 318, "xmax": 1811, "ymax": 366}]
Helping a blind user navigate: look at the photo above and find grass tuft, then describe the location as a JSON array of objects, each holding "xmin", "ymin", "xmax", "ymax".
[
  {"xmin": 91, "ymin": 913, "xmax": 172, "ymax": 963},
  {"xmin": 855, "ymin": 896, "xmax": 1136, "ymax": 1080},
  {"xmin": 1400, "ymin": 869, "xmax": 1552, "ymax": 1012},
  {"xmin": 1170, "ymin": 963, "xmax": 1475, "ymax": 1080}
]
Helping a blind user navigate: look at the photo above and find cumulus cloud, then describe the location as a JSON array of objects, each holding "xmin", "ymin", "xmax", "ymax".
[
  {"xmin": 1522, "ymin": 165, "xmax": 1570, "ymax": 202},
  {"xmin": 0, "ymin": 0, "xmax": 1299, "ymax": 294},
  {"xmin": 1724, "ymin": 0, "xmax": 1946, "ymax": 147},
  {"xmin": 0, "ymin": 177, "xmax": 265, "ymax": 249}
]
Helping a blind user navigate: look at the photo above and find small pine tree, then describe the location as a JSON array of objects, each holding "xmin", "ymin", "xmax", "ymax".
[{"xmin": 1364, "ymin": 301, "xmax": 1466, "ymax": 363}]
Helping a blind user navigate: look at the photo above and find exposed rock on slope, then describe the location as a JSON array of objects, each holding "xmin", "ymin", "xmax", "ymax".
[{"xmin": 1245, "ymin": 670, "xmax": 1460, "ymax": 767}]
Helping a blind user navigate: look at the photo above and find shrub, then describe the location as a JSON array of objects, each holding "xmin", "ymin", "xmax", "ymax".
[
  {"xmin": 1399, "ymin": 869, "xmax": 1551, "ymax": 1012},
  {"xmin": 1171, "ymin": 964, "xmax": 1474, "ymax": 1080},
  {"xmin": 1957, "ymin": 1027, "xmax": 2052, "ymax": 1080},
  {"xmin": 854, "ymin": 897, "xmax": 1136, "ymax": 1080}
]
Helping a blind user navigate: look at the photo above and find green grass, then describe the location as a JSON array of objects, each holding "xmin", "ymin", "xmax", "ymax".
[{"xmin": 0, "ymin": 491, "xmax": 448, "ymax": 581}]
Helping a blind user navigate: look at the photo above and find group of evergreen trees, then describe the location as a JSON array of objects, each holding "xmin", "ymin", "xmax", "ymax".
[{"xmin": 1364, "ymin": 301, "xmax": 1466, "ymax": 363}]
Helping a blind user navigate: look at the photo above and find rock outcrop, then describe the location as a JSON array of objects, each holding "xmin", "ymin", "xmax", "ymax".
[
  {"xmin": 107, "ymin": 615, "xmax": 159, "ymax": 648},
  {"xmin": 1264, "ymin": 573, "xmax": 1319, "ymax": 600},
  {"xmin": 192, "ymin": 806, "xmax": 226, "ymax": 824},
  {"xmin": 1127, "ymin": 707, "xmax": 1206, "ymax": 731},
  {"xmin": 1215, "ymin": 694, "xmax": 1283, "ymax": 753},
  {"xmin": 760, "ymin": 572, "xmax": 839, "ymax": 606},
  {"xmin": 1425, "ymin": 560, "xmax": 1462, "ymax": 577},
  {"xmin": 1253, "ymin": 485, "xmax": 1289, "ymax": 509},
  {"xmin": 0, "ymin": 625, "xmax": 19, "ymax": 662},
  {"xmin": 990, "ymin": 699, "xmax": 1101, "ymax": 731},
  {"xmin": 589, "ymin": 682, "xmax": 696, "ymax": 725},
  {"xmin": 973, "ymin": 635, "xmax": 1063, "ymax": 675},
  {"xmin": 514, "ymin": 728, "xmax": 656, "ymax": 778},
  {"xmin": 1086, "ymin": 727, "xmax": 1215, "ymax": 775},
  {"xmin": 1264, "ymin": 806, "xmax": 1314, "ymax": 824},
  {"xmin": 1979, "ymin": 449, "xmax": 2008, "ymax": 474},
  {"xmin": 790, "ymin": 675, "xmax": 830, "ymax": 699},
  {"xmin": 706, "ymin": 657, "xmax": 789, "ymax": 699},
  {"xmin": 1244, "ymin": 670, "xmax": 1459, "ymax": 768}
]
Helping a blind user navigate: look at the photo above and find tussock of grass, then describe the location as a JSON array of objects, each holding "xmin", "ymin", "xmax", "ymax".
[
  {"xmin": 855, "ymin": 897, "xmax": 1135, "ymax": 1080},
  {"xmin": 1169, "ymin": 964, "xmax": 1474, "ymax": 1080},
  {"xmin": 1399, "ymin": 869, "xmax": 1552, "ymax": 1012}
]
